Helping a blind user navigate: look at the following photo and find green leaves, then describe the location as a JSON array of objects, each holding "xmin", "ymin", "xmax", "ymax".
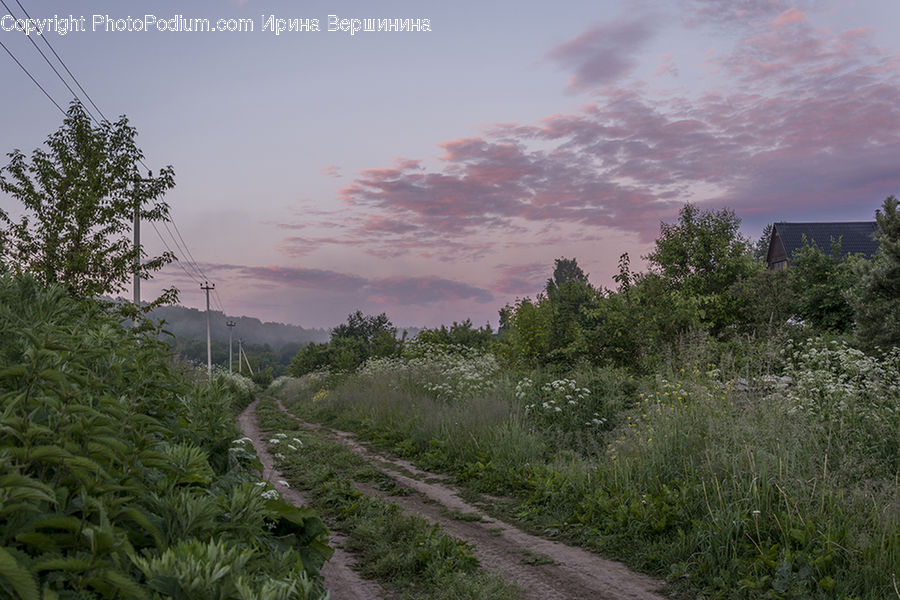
[
  {"xmin": 0, "ymin": 546, "xmax": 38, "ymax": 600},
  {"xmin": 0, "ymin": 101, "xmax": 177, "ymax": 305},
  {"xmin": 0, "ymin": 276, "xmax": 330, "ymax": 598}
]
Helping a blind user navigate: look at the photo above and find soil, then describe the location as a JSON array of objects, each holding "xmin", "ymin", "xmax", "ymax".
[
  {"xmin": 238, "ymin": 398, "xmax": 671, "ymax": 600},
  {"xmin": 237, "ymin": 400, "xmax": 385, "ymax": 600}
]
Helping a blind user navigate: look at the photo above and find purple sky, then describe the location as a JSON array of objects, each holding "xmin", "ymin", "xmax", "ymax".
[{"xmin": 2, "ymin": 0, "xmax": 899, "ymax": 328}]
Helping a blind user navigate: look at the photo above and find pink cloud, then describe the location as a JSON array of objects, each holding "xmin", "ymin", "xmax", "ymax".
[
  {"xmin": 772, "ymin": 7, "xmax": 804, "ymax": 26},
  {"xmin": 547, "ymin": 18, "xmax": 656, "ymax": 89},
  {"xmin": 654, "ymin": 52, "xmax": 679, "ymax": 77},
  {"xmin": 181, "ymin": 262, "xmax": 494, "ymax": 307},
  {"xmin": 281, "ymin": 12, "xmax": 900, "ymax": 268},
  {"xmin": 492, "ymin": 263, "xmax": 548, "ymax": 296},
  {"xmin": 320, "ymin": 164, "xmax": 342, "ymax": 179}
]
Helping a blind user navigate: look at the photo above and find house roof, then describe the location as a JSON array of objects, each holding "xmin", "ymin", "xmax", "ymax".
[{"xmin": 773, "ymin": 221, "xmax": 880, "ymax": 260}]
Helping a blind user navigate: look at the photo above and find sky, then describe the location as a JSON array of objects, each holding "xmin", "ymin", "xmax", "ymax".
[{"xmin": 2, "ymin": 0, "xmax": 899, "ymax": 329}]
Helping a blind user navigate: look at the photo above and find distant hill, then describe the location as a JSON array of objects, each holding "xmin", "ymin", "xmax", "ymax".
[
  {"xmin": 149, "ymin": 304, "xmax": 330, "ymax": 347},
  {"xmin": 146, "ymin": 304, "xmax": 422, "ymax": 377},
  {"xmin": 146, "ymin": 305, "xmax": 330, "ymax": 376}
]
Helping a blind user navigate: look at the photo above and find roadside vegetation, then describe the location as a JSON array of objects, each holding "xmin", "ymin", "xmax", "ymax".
[
  {"xmin": 276, "ymin": 198, "xmax": 900, "ymax": 600},
  {"xmin": 256, "ymin": 398, "xmax": 521, "ymax": 600},
  {"xmin": 0, "ymin": 104, "xmax": 332, "ymax": 599}
]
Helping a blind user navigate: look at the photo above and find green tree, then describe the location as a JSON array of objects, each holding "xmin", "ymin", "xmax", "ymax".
[
  {"xmin": 0, "ymin": 102, "xmax": 176, "ymax": 305},
  {"xmin": 416, "ymin": 319, "xmax": 494, "ymax": 350},
  {"xmin": 290, "ymin": 311, "xmax": 402, "ymax": 375},
  {"xmin": 848, "ymin": 196, "xmax": 900, "ymax": 349},
  {"xmin": 753, "ymin": 223, "xmax": 774, "ymax": 263},
  {"xmin": 645, "ymin": 203, "xmax": 759, "ymax": 331},
  {"xmin": 790, "ymin": 237, "xmax": 858, "ymax": 333}
]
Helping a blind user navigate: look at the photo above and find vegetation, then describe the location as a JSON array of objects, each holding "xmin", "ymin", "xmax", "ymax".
[
  {"xmin": 0, "ymin": 102, "xmax": 176, "ymax": 309},
  {"xmin": 274, "ymin": 198, "xmax": 900, "ymax": 599},
  {"xmin": 0, "ymin": 275, "xmax": 331, "ymax": 598},
  {"xmin": 849, "ymin": 195, "xmax": 900, "ymax": 349},
  {"xmin": 255, "ymin": 398, "xmax": 521, "ymax": 600}
]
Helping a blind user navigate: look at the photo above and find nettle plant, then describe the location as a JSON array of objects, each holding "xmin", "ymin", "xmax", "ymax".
[{"xmin": 0, "ymin": 275, "xmax": 331, "ymax": 599}]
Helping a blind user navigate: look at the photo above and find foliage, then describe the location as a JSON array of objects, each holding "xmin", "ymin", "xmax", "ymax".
[
  {"xmin": 848, "ymin": 195, "xmax": 900, "ymax": 349},
  {"xmin": 0, "ymin": 102, "xmax": 176, "ymax": 308},
  {"xmin": 290, "ymin": 311, "xmax": 404, "ymax": 376},
  {"xmin": 255, "ymin": 399, "xmax": 520, "ymax": 600},
  {"xmin": 789, "ymin": 237, "xmax": 859, "ymax": 332},
  {"xmin": 0, "ymin": 274, "xmax": 330, "ymax": 598},
  {"xmin": 415, "ymin": 319, "xmax": 494, "ymax": 351},
  {"xmin": 273, "ymin": 331, "xmax": 899, "ymax": 599},
  {"xmin": 645, "ymin": 203, "xmax": 760, "ymax": 331}
]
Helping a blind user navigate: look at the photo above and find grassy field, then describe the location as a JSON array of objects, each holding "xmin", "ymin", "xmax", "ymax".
[{"xmin": 270, "ymin": 338, "xmax": 900, "ymax": 600}]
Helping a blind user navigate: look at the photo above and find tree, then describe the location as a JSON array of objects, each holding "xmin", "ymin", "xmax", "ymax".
[
  {"xmin": 790, "ymin": 237, "xmax": 858, "ymax": 332},
  {"xmin": 289, "ymin": 311, "xmax": 403, "ymax": 375},
  {"xmin": 848, "ymin": 196, "xmax": 900, "ymax": 349},
  {"xmin": 0, "ymin": 102, "xmax": 176, "ymax": 305},
  {"xmin": 753, "ymin": 223, "xmax": 774, "ymax": 263},
  {"xmin": 645, "ymin": 203, "xmax": 760, "ymax": 331}
]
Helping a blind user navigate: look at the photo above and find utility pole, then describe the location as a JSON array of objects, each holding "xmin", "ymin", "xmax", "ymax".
[
  {"xmin": 226, "ymin": 320, "xmax": 236, "ymax": 372},
  {"xmin": 241, "ymin": 341, "xmax": 254, "ymax": 376},
  {"xmin": 201, "ymin": 282, "xmax": 215, "ymax": 380},
  {"xmin": 237, "ymin": 338, "xmax": 243, "ymax": 374},
  {"xmin": 133, "ymin": 202, "xmax": 140, "ymax": 306}
]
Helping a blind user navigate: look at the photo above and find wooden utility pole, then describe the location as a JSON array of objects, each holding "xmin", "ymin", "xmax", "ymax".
[
  {"xmin": 133, "ymin": 203, "xmax": 140, "ymax": 306},
  {"xmin": 241, "ymin": 341, "xmax": 254, "ymax": 376},
  {"xmin": 226, "ymin": 320, "xmax": 236, "ymax": 372},
  {"xmin": 237, "ymin": 338, "xmax": 243, "ymax": 374},
  {"xmin": 201, "ymin": 282, "xmax": 215, "ymax": 380}
]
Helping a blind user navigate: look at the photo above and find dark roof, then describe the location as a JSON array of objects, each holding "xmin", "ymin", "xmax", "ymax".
[{"xmin": 773, "ymin": 222, "xmax": 880, "ymax": 259}]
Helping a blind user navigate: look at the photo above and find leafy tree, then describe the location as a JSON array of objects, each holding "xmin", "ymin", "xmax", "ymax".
[
  {"xmin": 416, "ymin": 319, "xmax": 494, "ymax": 350},
  {"xmin": 0, "ymin": 101, "xmax": 176, "ymax": 306},
  {"xmin": 645, "ymin": 203, "xmax": 759, "ymax": 331},
  {"xmin": 290, "ymin": 311, "xmax": 403, "ymax": 375},
  {"xmin": 848, "ymin": 195, "xmax": 900, "ymax": 349},
  {"xmin": 790, "ymin": 237, "xmax": 858, "ymax": 332},
  {"xmin": 753, "ymin": 223, "xmax": 774, "ymax": 263}
]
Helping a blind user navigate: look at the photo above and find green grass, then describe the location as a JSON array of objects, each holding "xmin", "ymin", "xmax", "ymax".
[
  {"xmin": 255, "ymin": 398, "xmax": 521, "ymax": 600},
  {"xmin": 269, "ymin": 338, "xmax": 900, "ymax": 600}
]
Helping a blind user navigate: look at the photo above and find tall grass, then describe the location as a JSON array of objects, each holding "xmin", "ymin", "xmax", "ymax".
[{"xmin": 272, "ymin": 336, "xmax": 899, "ymax": 599}]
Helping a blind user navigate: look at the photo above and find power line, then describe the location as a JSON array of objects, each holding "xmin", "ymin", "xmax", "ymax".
[
  {"xmin": 0, "ymin": 0, "xmax": 101, "ymax": 124},
  {"xmin": 11, "ymin": 0, "xmax": 110, "ymax": 123},
  {"xmin": 162, "ymin": 219, "xmax": 205, "ymax": 281},
  {"xmin": 1, "ymin": 15, "xmax": 227, "ymax": 317},
  {"xmin": 150, "ymin": 221, "xmax": 203, "ymax": 285},
  {"xmin": 0, "ymin": 38, "xmax": 65, "ymax": 116},
  {"xmin": 171, "ymin": 219, "xmax": 209, "ymax": 281}
]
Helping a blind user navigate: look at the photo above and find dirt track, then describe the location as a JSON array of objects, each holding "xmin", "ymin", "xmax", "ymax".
[
  {"xmin": 237, "ymin": 400, "xmax": 385, "ymax": 600},
  {"xmin": 239, "ymin": 398, "xmax": 670, "ymax": 600}
]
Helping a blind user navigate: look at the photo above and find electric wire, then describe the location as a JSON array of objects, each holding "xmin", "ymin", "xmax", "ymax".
[
  {"xmin": 1, "ymin": 6, "xmax": 228, "ymax": 316},
  {"xmin": 0, "ymin": 0, "xmax": 101, "ymax": 124},
  {"xmin": 0, "ymin": 38, "xmax": 66, "ymax": 116},
  {"xmin": 12, "ymin": 0, "xmax": 110, "ymax": 123}
]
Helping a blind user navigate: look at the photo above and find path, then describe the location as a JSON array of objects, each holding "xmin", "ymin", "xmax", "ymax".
[
  {"xmin": 237, "ymin": 400, "xmax": 385, "ymax": 600},
  {"xmin": 261, "ymin": 398, "xmax": 671, "ymax": 600}
]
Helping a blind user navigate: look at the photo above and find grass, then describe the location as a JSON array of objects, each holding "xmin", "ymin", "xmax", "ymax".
[
  {"xmin": 269, "ymin": 337, "xmax": 900, "ymax": 600},
  {"xmin": 255, "ymin": 398, "xmax": 522, "ymax": 600}
]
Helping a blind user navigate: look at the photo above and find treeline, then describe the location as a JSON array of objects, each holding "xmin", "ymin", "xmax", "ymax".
[
  {"xmin": 291, "ymin": 198, "xmax": 900, "ymax": 377},
  {"xmin": 495, "ymin": 198, "xmax": 899, "ymax": 370}
]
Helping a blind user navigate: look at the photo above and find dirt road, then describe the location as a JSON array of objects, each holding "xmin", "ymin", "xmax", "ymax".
[
  {"xmin": 237, "ymin": 400, "xmax": 385, "ymax": 600},
  {"xmin": 239, "ymin": 399, "xmax": 670, "ymax": 600}
]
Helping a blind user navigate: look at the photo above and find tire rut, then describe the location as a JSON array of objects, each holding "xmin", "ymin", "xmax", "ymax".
[
  {"xmin": 272, "ymin": 399, "xmax": 670, "ymax": 600},
  {"xmin": 237, "ymin": 400, "xmax": 385, "ymax": 600}
]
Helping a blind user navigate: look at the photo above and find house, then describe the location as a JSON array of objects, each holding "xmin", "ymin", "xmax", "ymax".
[{"xmin": 765, "ymin": 222, "xmax": 880, "ymax": 270}]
